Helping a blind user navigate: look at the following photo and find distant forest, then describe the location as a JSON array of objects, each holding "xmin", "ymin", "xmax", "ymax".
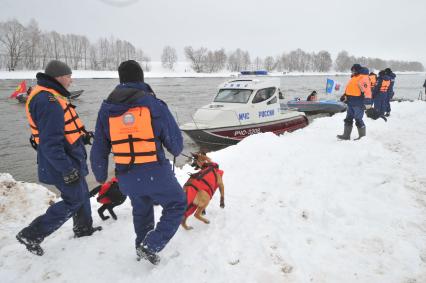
[{"xmin": 0, "ymin": 19, "xmax": 424, "ymax": 73}]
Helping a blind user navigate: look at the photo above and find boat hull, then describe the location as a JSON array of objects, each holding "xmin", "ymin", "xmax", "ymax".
[{"xmin": 181, "ymin": 115, "xmax": 308, "ymax": 146}]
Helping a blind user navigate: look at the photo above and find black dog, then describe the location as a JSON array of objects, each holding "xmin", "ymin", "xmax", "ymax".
[{"xmin": 89, "ymin": 178, "xmax": 126, "ymax": 220}]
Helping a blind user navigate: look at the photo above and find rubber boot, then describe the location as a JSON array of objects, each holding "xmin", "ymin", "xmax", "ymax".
[
  {"xmin": 337, "ymin": 124, "xmax": 352, "ymax": 140},
  {"xmin": 354, "ymin": 126, "xmax": 366, "ymax": 140}
]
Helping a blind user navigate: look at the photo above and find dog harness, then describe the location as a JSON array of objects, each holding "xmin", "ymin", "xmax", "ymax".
[
  {"xmin": 97, "ymin": 177, "xmax": 120, "ymax": 204},
  {"xmin": 184, "ymin": 162, "xmax": 223, "ymax": 218}
]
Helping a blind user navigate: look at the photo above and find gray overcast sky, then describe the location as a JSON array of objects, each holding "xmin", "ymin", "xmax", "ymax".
[{"xmin": 1, "ymin": 0, "xmax": 425, "ymax": 63}]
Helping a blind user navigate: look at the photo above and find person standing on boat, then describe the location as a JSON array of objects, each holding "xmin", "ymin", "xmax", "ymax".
[
  {"xmin": 90, "ymin": 60, "xmax": 186, "ymax": 265},
  {"xmin": 16, "ymin": 60, "xmax": 100, "ymax": 256},
  {"xmin": 306, "ymin": 91, "xmax": 318, "ymax": 101},
  {"xmin": 384, "ymin": 68, "xmax": 396, "ymax": 117},
  {"xmin": 337, "ymin": 64, "xmax": 369, "ymax": 140}
]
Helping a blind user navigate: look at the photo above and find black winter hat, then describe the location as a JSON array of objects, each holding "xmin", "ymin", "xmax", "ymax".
[
  {"xmin": 45, "ymin": 60, "xmax": 72, "ymax": 77},
  {"xmin": 118, "ymin": 60, "xmax": 144, "ymax": 83},
  {"xmin": 350, "ymin": 64, "xmax": 362, "ymax": 73}
]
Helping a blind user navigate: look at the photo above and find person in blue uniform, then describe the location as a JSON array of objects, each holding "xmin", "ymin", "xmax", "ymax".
[
  {"xmin": 16, "ymin": 60, "xmax": 101, "ymax": 256},
  {"xmin": 90, "ymin": 60, "xmax": 186, "ymax": 265}
]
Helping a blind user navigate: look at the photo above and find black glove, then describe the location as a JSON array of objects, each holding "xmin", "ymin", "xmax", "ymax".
[
  {"xmin": 29, "ymin": 135, "xmax": 38, "ymax": 151},
  {"xmin": 220, "ymin": 196, "xmax": 225, "ymax": 208},
  {"xmin": 82, "ymin": 131, "xmax": 94, "ymax": 145},
  {"xmin": 63, "ymin": 168, "xmax": 80, "ymax": 185}
]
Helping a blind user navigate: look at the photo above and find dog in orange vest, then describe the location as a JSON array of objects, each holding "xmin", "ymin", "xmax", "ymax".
[{"xmin": 181, "ymin": 152, "xmax": 225, "ymax": 230}]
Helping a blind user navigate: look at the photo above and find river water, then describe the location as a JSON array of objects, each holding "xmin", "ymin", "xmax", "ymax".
[{"xmin": 0, "ymin": 74, "xmax": 424, "ymax": 187}]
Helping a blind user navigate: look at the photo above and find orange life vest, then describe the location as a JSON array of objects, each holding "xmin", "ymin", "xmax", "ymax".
[
  {"xmin": 380, "ymin": 80, "xmax": 390, "ymax": 92},
  {"xmin": 369, "ymin": 75, "xmax": 377, "ymax": 88},
  {"xmin": 184, "ymin": 163, "xmax": 224, "ymax": 218},
  {"xmin": 344, "ymin": 75, "xmax": 362, "ymax": 97},
  {"xmin": 358, "ymin": 74, "xmax": 372, "ymax": 99},
  {"xmin": 25, "ymin": 85, "xmax": 86, "ymax": 145},
  {"xmin": 109, "ymin": 106, "xmax": 157, "ymax": 165}
]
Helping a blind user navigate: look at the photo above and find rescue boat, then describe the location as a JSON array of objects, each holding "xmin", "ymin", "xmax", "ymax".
[
  {"xmin": 180, "ymin": 78, "xmax": 308, "ymax": 146},
  {"xmin": 287, "ymin": 99, "xmax": 347, "ymax": 115}
]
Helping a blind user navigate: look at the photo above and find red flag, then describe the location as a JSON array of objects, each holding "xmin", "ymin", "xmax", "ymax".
[{"xmin": 10, "ymin": 80, "xmax": 27, "ymax": 98}]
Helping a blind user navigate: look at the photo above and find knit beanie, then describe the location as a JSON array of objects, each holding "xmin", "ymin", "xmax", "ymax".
[
  {"xmin": 45, "ymin": 60, "xmax": 72, "ymax": 77},
  {"xmin": 118, "ymin": 60, "xmax": 144, "ymax": 83}
]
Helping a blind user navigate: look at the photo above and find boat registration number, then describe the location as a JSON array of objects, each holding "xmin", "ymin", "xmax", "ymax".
[{"xmin": 234, "ymin": 128, "xmax": 261, "ymax": 137}]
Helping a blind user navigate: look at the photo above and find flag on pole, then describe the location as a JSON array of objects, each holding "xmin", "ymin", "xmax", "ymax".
[
  {"xmin": 325, "ymin": 78, "xmax": 341, "ymax": 94},
  {"xmin": 326, "ymin": 78, "xmax": 334, "ymax": 94},
  {"xmin": 9, "ymin": 80, "xmax": 27, "ymax": 98}
]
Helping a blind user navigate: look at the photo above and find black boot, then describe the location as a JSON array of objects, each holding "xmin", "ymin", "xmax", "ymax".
[
  {"xmin": 337, "ymin": 124, "xmax": 352, "ymax": 140},
  {"xmin": 16, "ymin": 231, "xmax": 44, "ymax": 256},
  {"xmin": 136, "ymin": 245, "xmax": 160, "ymax": 265},
  {"xmin": 354, "ymin": 126, "xmax": 366, "ymax": 140},
  {"xmin": 74, "ymin": 226, "xmax": 102, "ymax": 238}
]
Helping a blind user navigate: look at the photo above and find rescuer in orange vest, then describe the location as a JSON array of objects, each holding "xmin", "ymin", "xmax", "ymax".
[
  {"xmin": 16, "ymin": 60, "xmax": 101, "ymax": 256},
  {"xmin": 372, "ymin": 70, "xmax": 391, "ymax": 120},
  {"xmin": 337, "ymin": 64, "xmax": 370, "ymax": 140},
  {"xmin": 90, "ymin": 60, "xmax": 185, "ymax": 265}
]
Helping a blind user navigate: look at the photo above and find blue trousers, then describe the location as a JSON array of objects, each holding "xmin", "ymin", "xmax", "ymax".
[
  {"xmin": 344, "ymin": 104, "xmax": 365, "ymax": 128},
  {"xmin": 119, "ymin": 163, "xmax": 186, "ymax": 253},
  {"xmin": 385, "ymin": 92, "xmax": 393, "ymax": 113},
  {"xmin": 20, "ymin": 178, "xmax": 93, "ymax": 243},
  {"xmin": 373, "ymin": 93, "xmax": 387, "ymax": 116}
]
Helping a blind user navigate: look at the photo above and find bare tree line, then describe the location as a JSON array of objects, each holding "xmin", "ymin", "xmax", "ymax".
[
  {"xmin": 0, "ymin": 19, "xmax": 151, "ymax": 71},
  {"xmin": 0, "ymin": 18, "xmax": 423, "ymax": 73}
]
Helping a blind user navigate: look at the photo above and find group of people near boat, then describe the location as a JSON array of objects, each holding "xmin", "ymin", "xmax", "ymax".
[
  {"xmin": 16, "ymin": 59, "xmax": 185, "ymax": 265},
  {"xmin": 337, "ymin": 64, "xmax": 396, "ymax": 140}
]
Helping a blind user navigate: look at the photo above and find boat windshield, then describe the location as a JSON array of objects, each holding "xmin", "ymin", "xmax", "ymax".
[{"xmin": 214, "ymin": 89, "xmax": 253, "ymax": 103}]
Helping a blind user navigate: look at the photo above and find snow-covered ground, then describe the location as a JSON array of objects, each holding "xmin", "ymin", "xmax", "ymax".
[{"xmin": 1, "ymin": 101, "xmax": 426, "ymax": 283}]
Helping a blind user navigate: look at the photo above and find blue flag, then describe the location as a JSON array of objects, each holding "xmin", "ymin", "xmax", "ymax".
[{"xmin": 326, "ymin": 78, "xmax": 334, "ymax": 94}]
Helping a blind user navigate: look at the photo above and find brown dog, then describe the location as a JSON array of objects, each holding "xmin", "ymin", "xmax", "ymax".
[{"xmin": 181, "ymin": 152, "xmax": 225, "ymax": 230}]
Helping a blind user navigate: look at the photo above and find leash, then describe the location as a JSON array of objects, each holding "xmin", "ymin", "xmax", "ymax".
[{"xmin": 173, "ymin": 156, "xmax": 176, "ymax": 173}]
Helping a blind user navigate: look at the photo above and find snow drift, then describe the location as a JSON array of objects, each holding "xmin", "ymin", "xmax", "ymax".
[{"xmin": 1, "ymin": 101, "xmax": 425, "ymax": 283}]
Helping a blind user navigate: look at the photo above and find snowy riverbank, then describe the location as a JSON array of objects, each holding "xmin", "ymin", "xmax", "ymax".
[
  {"xmin": 1, "ymin": 61, "xmax": 424, "ymax": 80},
  {"xmin": 1, "ymin": 101, "xmax": 425, "ymax": 283}
]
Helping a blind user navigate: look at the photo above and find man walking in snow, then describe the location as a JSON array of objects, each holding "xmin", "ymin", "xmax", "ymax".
[
  {"xmin": 16, "ymin": 60, "xmax": 101, "ymax": 256},
  {"xmin": 337, "ymin": 64, "xmax": 370, "ymax": 140},
  {"xmin": 90, "ymin": 60, "xmax": 186, "ymax": 265}
]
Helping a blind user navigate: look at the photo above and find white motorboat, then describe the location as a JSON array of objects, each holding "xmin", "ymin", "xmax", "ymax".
[{"xmin": 180, "ymin": 78, "xmax": 308, "ymax": 146}]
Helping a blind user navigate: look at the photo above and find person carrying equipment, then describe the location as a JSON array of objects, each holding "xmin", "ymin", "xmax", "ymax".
[{"xmin": 90, "ymin": 60, "xmax": 186, "ymax": 265}]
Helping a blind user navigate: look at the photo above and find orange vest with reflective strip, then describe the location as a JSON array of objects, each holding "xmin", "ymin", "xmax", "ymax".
[
  {"xmin": 345, "ymin": 75, "xmax": 362, "ymax": 97},
  {"xmin": 25, "ymin": 85, "xmax": 86, "ymax": 145},
  {"xmin": 109, "ymin": 106, "xmax": 157, "ymax": 165},
  {"xmin": 358, "ymin": 74, "xmax": 372, "ymax": 99},
  {"xmin": 369, "ymin": 75, "xmax": 377, "ymax": 88},
  {"xmin": 380, "ymin": 80, "xmax": 390, "ymax": 92}
]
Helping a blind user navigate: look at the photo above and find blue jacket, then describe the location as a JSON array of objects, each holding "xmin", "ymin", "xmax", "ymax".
[
  {"xmin": 90, "ymin": 82, "xmax": 183, "ymax": 184},
  {"xmin": 28, "ymin": 73, "xmax": 88, "ymax": 185}
]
